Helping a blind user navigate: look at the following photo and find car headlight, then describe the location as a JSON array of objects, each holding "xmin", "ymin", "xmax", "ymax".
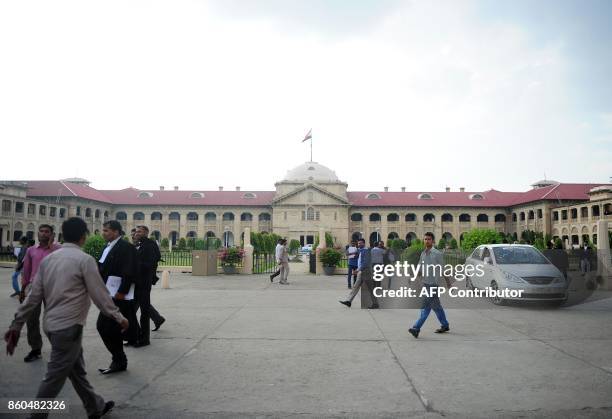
[
  {"xmin": 552, "ymin": 276, "xmax": 565, "ymax": 284},
  {"xmin": 502, "ymin": 271, "xmax": 524, "ymax": 283}
]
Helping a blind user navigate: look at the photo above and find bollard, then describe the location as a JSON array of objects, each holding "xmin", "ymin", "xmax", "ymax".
[{"xmin": 161, "ymin": 270, "xmax": 170, "ymax": 289}]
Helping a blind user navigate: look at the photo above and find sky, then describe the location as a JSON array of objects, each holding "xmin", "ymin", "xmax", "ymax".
[{"xmin": 1, "ymin": 0, "xmax": 611, "ymax": 193}]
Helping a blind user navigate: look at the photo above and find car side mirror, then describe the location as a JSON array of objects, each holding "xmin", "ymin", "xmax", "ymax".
[{"xmin": 483, "ymin": 257, "xmax": 492, "ymax": 265}]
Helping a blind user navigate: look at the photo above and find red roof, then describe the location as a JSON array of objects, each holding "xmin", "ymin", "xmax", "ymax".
[
  {"xmin": 17, "ymin": 180, "xmax": 606, "ymax": 208},
  {"xmin": 100, "ymin": 189, "xmax": 276, "ymax": 206}
]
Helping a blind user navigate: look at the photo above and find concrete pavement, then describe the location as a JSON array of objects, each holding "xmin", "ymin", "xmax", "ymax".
[{"xmin": 1, "ymin": 266, "xmax": 612, "ymax": 418}]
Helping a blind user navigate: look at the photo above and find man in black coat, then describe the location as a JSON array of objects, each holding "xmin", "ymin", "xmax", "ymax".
[
  {"xmin": 133, "ymin": 225, "xmax": 165, "ymax": 347},
  {"xmin": 96, "ymin": 220, "xmax": 138, "ymax": 374}
]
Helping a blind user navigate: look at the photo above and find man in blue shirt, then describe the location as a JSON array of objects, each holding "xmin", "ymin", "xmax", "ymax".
[
  {"xmin": 408, "ymin": 232, "xmax": 450, "ymax": 338},
  {"xmin": 339, "ymin": 238, "xmax": 379, "ymax": 309}
]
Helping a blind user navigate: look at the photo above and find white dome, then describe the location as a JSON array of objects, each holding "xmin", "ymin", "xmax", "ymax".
[{"xmin": 283, "ymin": 162, "xmax": 340, "ymax": 182}]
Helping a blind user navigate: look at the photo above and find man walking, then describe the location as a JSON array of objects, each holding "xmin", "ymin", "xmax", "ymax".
[
  {"xmin": 96, "ymin": 220, "xmax": 138, "ymax": 374},
  {"xmin": 408, "ymin": 232, "xmax": 450, "ymax": 338},
  {"xmin": 20, "ymin": 224, "xmax": 61, "ymax": 363},
  {"xmin": 279, "ymin": 239, "xmax": 290, "ymax": 284},
  {"xmin": 339, "ymin": 238, "xmax": 379, "ymax": 309},
  {"xmin": 4, "ymin": 217, "xmax": 126, "ymax": 419},
  {"xmin": 270, "ymin": 238, "xmax": 284, "ymax": 282},
  {"xmin": 10, "ymin": 236, "xmax": 28, "ymax": 297},
  {"xmin": 346, "ymin": 240, "xmax": 359, "ymax": 289},
  {"xmin": 133, "ymin": 225, "xmax": 165, "ymax": 346}
]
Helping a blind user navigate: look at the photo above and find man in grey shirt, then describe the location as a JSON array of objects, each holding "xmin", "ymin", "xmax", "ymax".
[
  {"xmin": 408, "ymin": 232, "xmax": 450, "ymax": 338},
  {"xmin": 4, "ymin": 217, "xmax": 128, "ymax": 419}
]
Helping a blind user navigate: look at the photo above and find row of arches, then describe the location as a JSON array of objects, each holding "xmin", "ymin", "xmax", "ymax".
[
  {"xmin": 350, "ymin": 213, "xmax": 507, "ymax": 223},
  {"xmin": 115, "ymin": 211, "xmax": 272, "ymax": 222}
]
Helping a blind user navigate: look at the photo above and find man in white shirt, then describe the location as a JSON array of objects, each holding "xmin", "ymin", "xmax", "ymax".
[{"xmin": 277, "ymin": 239, "xmax": 290, "ymax": 285}]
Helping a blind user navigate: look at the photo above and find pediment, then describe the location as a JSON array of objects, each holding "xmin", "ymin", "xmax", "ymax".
[{"xmin": 272, "ymin": 183, "xmax": 349, "ymax": 206}]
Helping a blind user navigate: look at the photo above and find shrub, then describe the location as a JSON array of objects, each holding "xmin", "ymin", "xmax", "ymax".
[
  {"xmin": 460, "ymin": 229, "xmax": 504, "ymax": 251},
  {"xmin": 449, "ymin": 238, "xmax": 458, "ymax": 249},
  {"xmin": 219, "ymin": 247, "xmax": 244, "ymax": 266},
  {"xmin": 388, "ymin": 239, "xmax": 407, "ymax": 250},
  {"xmin": 319, "ymin": 247, "xmax": 343, "ymax": 267},
  {"xmin": 313, "ymin": 232, "xmax": 334, "ymax": 249},
  {"xmin": 83, "ymin": 234, "xmax": 106, "ymax": 260},
  {"xmin": 160, "ymin": 238, "xmax": 169, "ymax": 250},
  {"xmin": 177, "ymin": 237, "xmax": 187, "ymax": 250},
  {"xmin": 436, "ymin": 239, "xmax": 446, "ymax": 250},
  {"xmin": 186, "ymin": 237, "xmax": 196, "ymax": 249},
  {"xmin": 553, "ymin": 237, "xmax": 563, "ymax": 249}
]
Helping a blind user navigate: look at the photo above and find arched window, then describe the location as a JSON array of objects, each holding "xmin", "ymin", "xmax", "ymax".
[
  {"xmin": 459, "ymin": 214, "xmax": 471, "ymax": 222},
  {"xmin": 243, "ymin": 192, "xmax": 257, "ymax": 199},
  {"xmin": 366, "ymin": 193, "xmax": 381, "ymax": 200},
  {"xmin": 441, "ymin": 213, "xmax": 453, "ymax": 222},
  {"xmin": 520, "ymin": 212, "xmax": 526, "ymax": 221},
  {"xmin": 405, "ymin": 213, "xmax": 416, "ymax": 222},
  {"xmin": 418, "ymin": 193, "xmax": 433, "ymax": 200},
  {"xmin": 116, "ymin": 212, "xmax": 127, "ymax": 221},
  {"xmin": 423, "ymin": 213, "xmax": 434, "ymax": 222},
  {"xmin": 241, "ymin": 212, "xmax": 253, "ymax": 221},
  {"xmin": 528, "ymin": 210, "xmax": 535, "ymax": 220},
  {"xmin": 259, "ymin": 213, "xmax": 271, "ymax": 221},
  {"xmin": 186, "ymin": 231, "xmax": 197, "ymax": 238},
  {"xmin": 351, "ymin": 213, "xmax": 362, "ymax": 222},
  {"xmin": 570, "ymin": 208, "xmax": 577, "ymax": 219},
  {"xmin": 494, "ymin": 214, "xmax": 506, "ymax": 222},
  {"xmin": 133, "ymin": 212, "xmax": 145, "ymax": 221},
  {"xmin": 151, "ymin": 231, "xmax": 161, "ymax": 240},
  {"xmin": 84, "ymin": 208, "xmax": 91, "ymax": 218},
  {"xmin": 190, "ymin": 192, "xmax": 204, "ymax": 198},
  {"xmin": 369, "ymin": 213, "xmax": 381, "ymax": 222},
  {"xmin": 206, "ymin": 231, "xmax": 216, "ymax": 238},
  {"xmin": 512, "ymin": 213, "xmax": 517, "ymax": 222},
  {"xmin": 477, "ymin": 214, "xmax": 488, "ymax": 222},
  {"xmin": 138, "ymin": 192, "xmax": 153, "ymax": 198},
  {"xmin": 223, "ymin": 212, "xmax": 235, "ymax": 221},
  {"xmin": 306, "ymin": 207, "xmax": 315, "ymax": 221},
  {"xmin": 95, "ymin": 209, "xmax": 100, "ymax": 219},
  {"xmin": 469, "ymin": 194, "xmax": 484, "ymax": 200},
  {"xmin": 387, "ymin": 232, "xmax": 399, "ymax": 240},
  {"xmin": 151, "ymin": 212, "xmax": 162, "ymax": 221},
  {"xmin": 169, "ymin": 212, "xmax": 180, "ymax": 221},
  {"xmin": 205, "ymin": 212, "xmax": 216, "ymax": 222},
  {"xmin": 387, "ymin": 213, "xmax": 399, "ymax": 222},
  {"xmin": 405, "ymin": 232, "xmax": 417, "ymax": 246},
  {"xmin": 187, "ymin": 212, "xmax": 199, "ymax": 221}
]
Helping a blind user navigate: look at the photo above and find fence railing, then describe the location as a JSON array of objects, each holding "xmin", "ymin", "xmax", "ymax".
[
  {"xmin": 159, "ymin": 250, "xmax": 193, "ymax": 267},
  {"xmin": 253, "ymin": 252, "xmax": 277, "ymax": 274},
  {"xmin": 0, "ymin": 252, "xmax": 16, "ymax": 262}
]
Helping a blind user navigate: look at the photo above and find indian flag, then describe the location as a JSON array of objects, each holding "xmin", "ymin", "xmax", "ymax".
[{"xmin": 302, "ymin": 129, "xmax": 312, "ymax": 142}]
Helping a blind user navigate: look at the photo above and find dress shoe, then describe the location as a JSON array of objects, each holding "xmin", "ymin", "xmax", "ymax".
[
  {"xmin": 133, "ymin": 341, "xmax": 150, "ymax": 348},
  {"xmin": 408, "ymin": 328, "xmax": 420, "ymax": 338},
  {"xmin": 269, "ymin": 274, "xmax": 274, "ymax": 282},
  {"xmin": 434, "ymin": 326, "xmax": 450, "ymax": 333},
  {"xmin": 24, "ymin": 350, "xmax": 41, "ymax": 362},
  {"xmin": 89, "ymin": 400, "xmax": 115, "ymax": 418},
  {"xmin": 98, "ymin": 363, "xmax": 127, "ymax": 374},
  {"xmin": 339, "ymin": 300, "xmax": 351, "ymax": 308},
  {"xmin": 152, "ymin": 318, "xmax": 165, "ymax": 331},
  {"xmin": 10, "ymin": 292, "xmax": 19, "ymax": 297}
]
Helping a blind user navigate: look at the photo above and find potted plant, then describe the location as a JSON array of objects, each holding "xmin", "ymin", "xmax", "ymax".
[
  {"xmin": 319, "ymin": 248, "xmax": 342, "ymax": 275},
  {"xmin": 219, "ymin": 247, "xmax": 244, "ymax": 274}
]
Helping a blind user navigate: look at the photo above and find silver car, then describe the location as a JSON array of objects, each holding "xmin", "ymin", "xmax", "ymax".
[{"xmin": 465, "ymin": 244, "xmax": 568, "ymax": 305}]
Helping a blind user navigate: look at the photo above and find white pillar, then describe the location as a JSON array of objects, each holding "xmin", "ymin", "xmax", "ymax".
[
  {"xmin": 596, "ymin": 220, "xmax": 611, "ymax": 289},
  {"xmin": 242, "ymin": 227, "xmax": 253, "ymax": 275},
  {"xmin": 315, "ymin": 228, "xmax": 326, "ymax": 275}
]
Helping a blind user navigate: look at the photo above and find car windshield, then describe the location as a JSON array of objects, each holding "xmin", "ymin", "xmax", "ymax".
[{"xmin": 493, "ymin": 247, "xmax": 549, "ymax": 265}]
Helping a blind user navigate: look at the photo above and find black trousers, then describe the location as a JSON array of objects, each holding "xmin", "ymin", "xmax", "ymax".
[
  {"xmin": 137, "ymin": 281, "xmax": 164, "ymax": 343},
  {"xmin": 96, "ymin": 299, "xmax": 135, "ymax": 366}
]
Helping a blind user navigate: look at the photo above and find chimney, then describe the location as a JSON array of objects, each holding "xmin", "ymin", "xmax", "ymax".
[
  {"xmin": 401, "ymin": 187, "xmax": 406, "ymax": 192},
  {"xmin": 384, "ymin": 186, "xmax": 389, "ymax": 192},
  {"xmin": 445, "ymin": 187, "xmax": 450, "ymax": 192},
  {"xmin": 173, "ymin": 186, "xmax": 178, "ymax": 191},
  {"xmin": 460, "ymin": 187, "xmax": 465, "ymax": 192},
  {"xmin": 218, "ymin": 186, "xmax": 223, "ymax": 191},
  {"xmin": 235, "ymin": 186, "xmax": 240, "ymax": 191},
  {"xmin": 159, "ymin": 186, "xmax": 164, "ymax": 191}
]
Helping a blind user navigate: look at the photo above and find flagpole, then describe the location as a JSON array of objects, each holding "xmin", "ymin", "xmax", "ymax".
[{"xmin": 310, "ymin": 137, "xmax": 313, "ymax": 162}]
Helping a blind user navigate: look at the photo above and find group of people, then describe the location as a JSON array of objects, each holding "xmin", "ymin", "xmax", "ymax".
[
  {"xmin": 4, "ymin": 218, "xmax": 167, "ymax": 418},
  {"xmin": 339, "ymin": 233, "xmax": 450, "ymax": 338}
]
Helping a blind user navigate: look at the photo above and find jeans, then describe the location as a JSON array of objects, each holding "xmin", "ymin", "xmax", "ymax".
[
  {"xmin": 11, "ymin": 271, "xmax": 21, "ymax": 293},
  {"xmin": 413, "ymin": 284, "xmax": 449, "ymax": 330}
]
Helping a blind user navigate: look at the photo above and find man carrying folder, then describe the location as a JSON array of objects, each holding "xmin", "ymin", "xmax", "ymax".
[{"xmin": 96, "ymin": 220, "xmax": 138, "ymax": 374}]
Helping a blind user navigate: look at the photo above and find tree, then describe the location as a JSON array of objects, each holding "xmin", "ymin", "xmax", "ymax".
[
  {"xmin": 177, "ymin": 237, "xmax": 187, "ymax": 250},
  {"xmin": 388, "ymin": 239, "xmax": 407, "ymax": 250},
  {"xmin": 289, "ymin": 239, "xmax": 300, "ymax": 254},
  {"xmin": 460, "ymin": 229, "xmax": 504, "ymax": 251},
  {"xmin": 186, "ymin": 237, "xmax": 196, "ymax": 249},
  {"xmin": 449, "ymin": 238, "xmax": 458, "ymax": 249},
  {"xmin": 313, "ymin": 232, "xmax": 334, "ymax": 249},
  {"xmin": 160, "ymin": 238, "xmax": 169, "ymax": 250},
  {"xmin": 436, "ymin": 238, "xmax": 446, "ymax": 250},
  {"xmin": 319, "ymin": 248, "xmax": 342, "ymax": 267},
  {"xmin": 83, "ymin": 234, "xmax": 106, "ymax": 260}
]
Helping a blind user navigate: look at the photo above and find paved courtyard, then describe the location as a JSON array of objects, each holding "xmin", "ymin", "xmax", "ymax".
[{"xmin": 1, "ymin": 264, "xmax": 612, "ymax": 418}]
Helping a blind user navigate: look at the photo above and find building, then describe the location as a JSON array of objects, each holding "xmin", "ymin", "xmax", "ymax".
[{"xmin": 1, "ymin": 162, "xmax": 611, "ymax": 249}]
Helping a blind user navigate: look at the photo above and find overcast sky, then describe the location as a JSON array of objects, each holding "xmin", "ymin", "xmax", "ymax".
[{"xmin": 1, "ymin": 0, "xmax": 611, "ymax": 193}]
